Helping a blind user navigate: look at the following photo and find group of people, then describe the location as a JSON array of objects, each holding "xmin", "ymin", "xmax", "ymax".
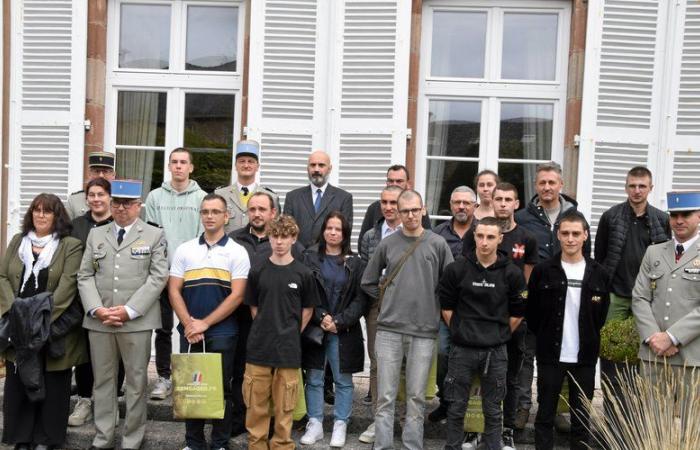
[{"xmin": 0, "ymin": 139, "xmax": 697, "ymax": 450}]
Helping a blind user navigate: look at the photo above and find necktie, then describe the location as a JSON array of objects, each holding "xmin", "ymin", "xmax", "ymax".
[
  {"xmin": 117, "ymin": 228, "xmax": 125, "ymax": 245},
  {"xmin": 241, "ymin": 186, "xmax": 249, "ymax": 196},
  {"xmin": 676, "ymin": 244, "xmax": 684, "ymax": 263},
  {"xmin": 240, "ymin": 186, "xmax": 250, "ymax": 207},
  {"xmin": 314, "ymin": 189, "xmax": 322, "ymax": 213}
]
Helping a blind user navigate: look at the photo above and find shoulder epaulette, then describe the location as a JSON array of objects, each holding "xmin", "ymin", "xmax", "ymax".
[
  {"xmin": 70, "ymin": 189, "xmax": 85, "ymax": 195},
  {"xmin": 260, "ymin": 185, "xmax": 276, "ymax": 194},
  {"xmin": 146, "ymin": 221, "xmax": 162, "ymax": 228}
]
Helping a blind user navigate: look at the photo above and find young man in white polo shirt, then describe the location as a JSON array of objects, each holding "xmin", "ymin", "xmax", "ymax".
[{"xmin": 169, "ymin": 193, "xmax": 251, "ymax": 450}]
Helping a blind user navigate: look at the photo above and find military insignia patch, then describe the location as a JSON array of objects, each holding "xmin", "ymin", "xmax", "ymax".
[
  {"xmin": 520, "ymin": 290, "xmax": 528, "ymax": 300},
  {"xmin": 591, "ymin": 295, "xmax": 602, "ymax": 303},
  {"xmin": 693, "ymin": 259, "xmax": 700, "ymax": 267}
]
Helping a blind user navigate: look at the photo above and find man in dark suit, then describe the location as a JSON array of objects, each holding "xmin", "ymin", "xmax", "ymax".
[{"xmin": 283, "ymin": 151, "xmax": 353, "ymax": 247}]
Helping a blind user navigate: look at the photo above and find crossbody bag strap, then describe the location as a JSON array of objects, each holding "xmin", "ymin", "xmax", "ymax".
[{"xmin": 378, "ymin": 232, "xmax": 425, "ymax": 309}]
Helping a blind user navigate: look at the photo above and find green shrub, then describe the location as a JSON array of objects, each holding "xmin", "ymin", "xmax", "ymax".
[{"xmin": 600, "ymin": 317, "xmax": 640, "ymax": 363}]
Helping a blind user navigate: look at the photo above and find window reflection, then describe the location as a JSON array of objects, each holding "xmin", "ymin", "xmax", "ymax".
[
  {"xmin": 499, "ymin": 103, "xmax": 553, "ymax": 160},
  {"xmin": 119, "ymin": 4, "xmax": 171, "ymax": 69},
  {"xmin": 186, "ymin": 6, "xmax": 238, "ymax": 72},
  {"xmin": 431, "ymin": 11, "xmax": 487, "ymax": 78},
  {"xmin": 426, "ymin": 160, "xmax": 479, "ymax": 217}
]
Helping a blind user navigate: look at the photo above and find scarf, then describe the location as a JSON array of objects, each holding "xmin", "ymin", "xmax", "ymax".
[{"xmin": 18, "ymin": 231, "xmax": 59, "ymax": 293}]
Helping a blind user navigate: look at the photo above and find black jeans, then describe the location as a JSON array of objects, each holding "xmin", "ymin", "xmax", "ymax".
[
  {"xmin": 155, "ymin": 290, "xmax": 174, "ymax": 379},
  {"xmin": 503, "ymin": 321, "xmax": 528, "ymax": 428},
  {"xmin": 231, "ymin": 317, "xmax": 251, "ymax": 432},
  {"xmin": 444, "ymin": 344, "xmax": 508, "ymax": 450},
  {"xmin": 180, "ymin": 334, "xmax": 237, "ymax": 450},
  {"xmin": 2, "ymin": 361, "xmax": 71, "ymax": 446},
  {"xmin": 535, "ymin": 362, "xmax": 595, "ymax": 450}
]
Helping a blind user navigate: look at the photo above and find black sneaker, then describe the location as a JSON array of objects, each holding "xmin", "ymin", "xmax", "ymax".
[
  {"xmin": 502, "ymin": 427, "xmax": 516, "ymax": 450},
  {"xmin": 427, "ymin": 403, "xmax": 448, "ymax": 423}
]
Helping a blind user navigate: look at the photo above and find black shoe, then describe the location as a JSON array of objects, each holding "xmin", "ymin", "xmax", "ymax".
[
  {"xmin": 428, "ymin": 403, "xmax": 448, "ymax": 423},
  {"xmin": 293, "ymin": 414, "xmax": 309, "ymax": 431},
  {"xmin": 324, "ymin": 387, "xmax": 335, "ymax": 405},
  {"xmin": 362, "ymin": 389, "xmax": 372, "ymax": 405}
]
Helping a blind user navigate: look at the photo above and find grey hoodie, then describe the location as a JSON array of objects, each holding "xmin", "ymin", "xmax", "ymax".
[
  {"xmin": 361, "ymin": 230, "xmax": 454, "ymax": 338},
  {"xmin": 144, "ymin": 180, "xmax": 207, "ymax": 264}
]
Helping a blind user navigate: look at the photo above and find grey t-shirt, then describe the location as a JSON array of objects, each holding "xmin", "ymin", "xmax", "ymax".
[{"xmin": 361, "ymin": 230, "xmax": 454, "ymax": 338}]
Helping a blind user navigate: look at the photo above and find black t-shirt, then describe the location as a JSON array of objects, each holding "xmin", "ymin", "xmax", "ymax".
[
  {"xmin": 463, "ymin": 225, "xmax": 538, "ymax": 271},
  {"xmin": 245, "ymin": 258, "xmax": 321, "ymax": 368}
]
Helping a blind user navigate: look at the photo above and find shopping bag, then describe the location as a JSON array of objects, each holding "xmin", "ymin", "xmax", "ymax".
[
  {"xmin": 464, "ymin": 377, "xmax": 485, "ymax": 432},
  {"xmin": 172, "ymin": 343, "xmax": 225, "ymax": 419}
]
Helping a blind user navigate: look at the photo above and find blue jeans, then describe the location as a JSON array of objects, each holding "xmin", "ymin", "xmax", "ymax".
[
  {"xmin": 305, "ymin": 334, "xmax": 354, "ymax": 422},
  {"xmin": 179, "ymin": 334, "xmax": 237, "ymax": 450},
  {"xmin": 374, "ymin": 330, "xmax": 435, "ymax": 450}
]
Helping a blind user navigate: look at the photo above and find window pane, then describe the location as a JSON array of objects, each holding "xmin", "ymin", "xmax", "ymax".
[
  {"xmin": 119, "ymin": 4, "xmax": 171, "ymax": 69},
  {"xmin": 431, "ymin": 11, "xmax": 487, "ymax": 78},
  {"xmin": 116, "ymin": 148, "xmax": 165, "ymax": 195},
  {"xmin": 498, "ymin": 162, "xmax": 539, "ymax": 206},
  {"xmin": 184, "ymin": 93, "xmax": 236, "ymax": 192},
  {"xmin": 426, "ymin": 160, "xmax": 479, "ymax": 217},
  {"xmin": 499, "ymin": 103, "xmax": 553, "ymax": 160},
  {"xmin": 502, "ymin": 13, "xmax": 558, "ymax": 80},
  {"xmin": 116, "ymin": 91, "xmax": 167, "ymax": 146},
  {"xmin": 428, "ymin": 100, "xmax": 481, "ymax": 158},
  {"xmin": 186, "ymin": 6, "xmax": 239, "ymax": 71}
]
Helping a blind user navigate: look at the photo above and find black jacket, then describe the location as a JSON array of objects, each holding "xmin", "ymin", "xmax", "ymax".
[
  {"xmin": 526, "ymin": 254, "xmax": 610, "ymax": 365},
  {"xmin": 301, "ymin": 248, "xmax": 367, "ymax": 373},
  {"xmin": 71, "ymin": 212, "xmax": 113, "ymax": 244},
  {"xmin": 594, "ymin": 201, "xmax": 670, "ymax": 277},
  {"xmin": 0, "ymin": 292, "xmax": 52, "ymax": 401},
  {"xmin": 515, "ymin": 193, "xmax": 591, "ymax": 261},
  {"xmin": 282, "ymin": 184, "xmax": 353, "ymax": 247},
  {"xmin": 439, "ymin": 253, "xmax": 526, "ymax": 348}
]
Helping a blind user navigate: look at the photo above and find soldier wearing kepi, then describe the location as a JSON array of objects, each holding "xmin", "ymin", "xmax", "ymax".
[
  {"xmin": 66, "ymin": 152, "xmax": 116, "ymax": 219},
  {"xmin": 78, "ymin": 180, "xmax": 169, "ymax": 450},
  {"xmin": 215, "ymin": 140, "xmax": 280, "ymax": 234},
  {"xmin": 633, "ymin": 191, "xmax": 700, "ymax": 396}
]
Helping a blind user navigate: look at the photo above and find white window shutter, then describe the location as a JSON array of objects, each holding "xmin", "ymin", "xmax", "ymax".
[
  {"xmin": 576, "ymin": 0, "xmax": 666, "ymax": 239},
  {"xmin": 248, "ymin": 0, "xmax": 325, "ymax": 207},
  {"xmin": 331, "ymin": 0, "xmax": 411, "ymax": 242},
  {"xmin": 669, "ymin": 1, "xmax": 700, "ymax": 191},
  {"xmin": 7, "ymin": 0, "xmax": 87, "ymax": 234}
]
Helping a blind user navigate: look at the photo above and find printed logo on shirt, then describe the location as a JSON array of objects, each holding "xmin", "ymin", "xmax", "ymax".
[
  {"xmin": 512, "ymin": 243, "xmax": 526, "ymax": 259},
  {"xmin": 568, "ymin": 279, "xmax": 583, "ymax": 288},
  {"xmin": 472, "ymin": 279, "xmax": 495, "ymax": 288},
  {"xmin": 288, "ymin": 283, "xmax": 298, "ymax": 289}
]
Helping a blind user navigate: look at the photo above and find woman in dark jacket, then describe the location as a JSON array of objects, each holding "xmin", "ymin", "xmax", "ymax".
[
  {"xmin": 67, "ymin": 177, "xmax": 120, "ymax": 427},
  {"xmin": 0, "ymin": 193, "xmax": 86, "ymax": 450},
  {"xmin": 300, "ymin": 211, "xmax": 367, "ymax": 448}
]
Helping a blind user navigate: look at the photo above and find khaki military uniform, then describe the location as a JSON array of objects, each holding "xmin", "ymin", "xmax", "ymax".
[
  {"xmin": 66, "ymin": 190, "xmax": 88, "ymax": 220},
  {"xmin": 632, "ymin": 239, "xmax": 700, "ymax": 366},
  {"xmin": 215, "ymin": 184, "xmax": 280, "ymax": 234},
  {"xmin": 77, "ymin": 218, "xmax": 168, "ymax": 449}
]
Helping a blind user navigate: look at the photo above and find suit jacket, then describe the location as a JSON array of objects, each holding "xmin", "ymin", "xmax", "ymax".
[
  {"xmin": 215, "ymin": 184, "xmax": 280, "ymax": 234},
  {"xmin": 632, "ymin": 239, "xmax": 700, "ymax": 366},
  {"xmin": 78, "ymin": 218, "xmax": 168, "ymax": 332},
  {"xmin": 283, "ymin": 184, "xmax": 353, "ymax": 247},
  {"xmin": 0, "ymin": 234, "xmax": 87, "ymax": 371}
]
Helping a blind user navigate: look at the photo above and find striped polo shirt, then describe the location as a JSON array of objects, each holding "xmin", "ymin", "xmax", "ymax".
[{"xmin": 170, "ymin": 234, "xmax": 250, "ymax": 337}]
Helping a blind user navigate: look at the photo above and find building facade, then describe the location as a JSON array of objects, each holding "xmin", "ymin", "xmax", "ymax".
[{"xmin": 0, "ymin": 0, "xmax": 698, "ymax": 247}]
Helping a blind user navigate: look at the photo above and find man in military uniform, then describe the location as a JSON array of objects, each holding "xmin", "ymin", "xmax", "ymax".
[
  {"xmin": 215, "ymin": 140, "xmax": 279, "ymax": 234},
  {"xmin": 66, "ymin": 151, "xmax": 116, "ymax": 219},
  {"xmin": 78, "ymin": 180, "xmax": 168, "ymax": 450},
  {"xmin": 633, "ymin": 190, "xmax": 700, "ymax": 393}
]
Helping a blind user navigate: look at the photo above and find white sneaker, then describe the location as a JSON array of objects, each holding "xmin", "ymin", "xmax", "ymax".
[
  {"xmin": 150, "ymin": 376, "xmax": 172, "ymax": 400},
  {"xmin": 462, "ymin": 432, "xmax": 481, "ymax": 450},
  {"xmin": 182, "ymin": 447, "xmax": 193, "ymax": 450},
  {"xmin": 67, "ymin": 397, "xmax": 92, "ymax": 426},
  {"xmin": 300, "ymin": 418, "xmax": 324, "ymax": 445},
  {"xmin": 329, "ymin": 420, "xmax": 347, "ymax": 447},
  {"xmin": 358, "ymin": 422, "xmax": 375, "ymax": 444}
]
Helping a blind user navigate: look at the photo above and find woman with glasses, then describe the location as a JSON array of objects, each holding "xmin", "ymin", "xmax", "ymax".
[
  {"xmin": 0, "ymin": 193, "xmax": 86, "ymax": 450},
  {"xmin": 300, "ymin": 211, "xmax": 368, "ymax": 448}
]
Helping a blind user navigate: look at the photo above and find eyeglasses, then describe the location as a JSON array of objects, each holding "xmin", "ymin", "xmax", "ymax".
[
  {"xmin": 200, "ymin": 209, "xmax": 225, "ymax": 217},
  {"xmin": 398, "ymin": 208, "xmax": 422, "ymax": 216},
  {"xmin": 111, "ymin": 200, "xmax": 138, "ymax": 210}
]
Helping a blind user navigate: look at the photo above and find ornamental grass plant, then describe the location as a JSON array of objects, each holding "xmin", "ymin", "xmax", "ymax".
[{"xmin": 579, "ymin": 361, "xmax": 700, "ymax": 450}]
